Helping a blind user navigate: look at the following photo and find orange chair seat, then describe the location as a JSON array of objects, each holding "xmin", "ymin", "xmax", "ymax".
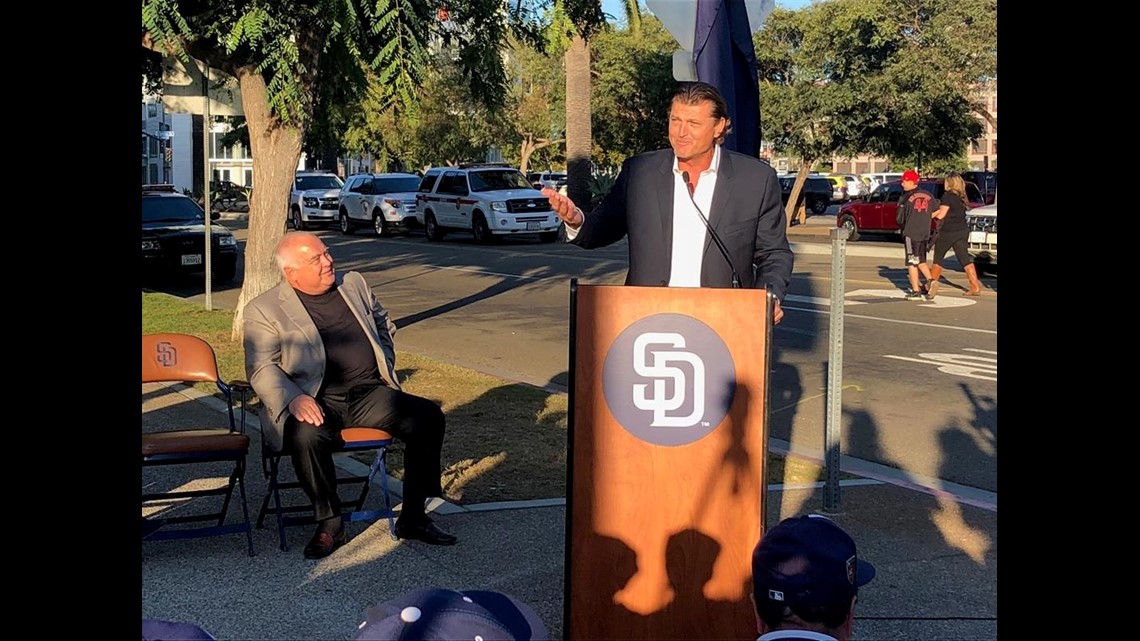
[{"xmin": 340, "ymin": 427, "xmax": 393, "ymax": 445}]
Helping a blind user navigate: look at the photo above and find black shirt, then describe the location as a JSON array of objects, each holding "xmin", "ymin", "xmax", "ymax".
[
  {"xmin": 294, "ymin": 285, "xmax": 382, "ymax": 398},
  {"xmin": 938, "ymin": 191, "xmax": 968, "ymax": 234},
  {"xmin": 898, "ymin": 188, "xmax": 941, "ymax": 241}
]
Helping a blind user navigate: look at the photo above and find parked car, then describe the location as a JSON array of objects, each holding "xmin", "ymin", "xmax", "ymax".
[
  {"xmin": 823, "ymin": 175, "xmax": 849, "ymax": 203},
  {"xmin": 526, "ymin": 171, "xmax": 568, "ymax": 190},
  {"xmin": 837, "ymin": 174, "xmax": 865, "ymax": 198},
  {"xmin": 965, "ymin": 201, "xmax": 997, "ymax": 273},
  {"xmin": 289, "ymin": 172, "xmax": 345, "ymax": 230},
  {"xmin": 338, "ymin": 172, "xmax": 422, "ymax": 236},
  {"xmin": 415, "ymin": 163, "xmax": 561, "ymax": 244},
  {"xmin": 960, "ymin": 170, "xmax": 998, "ymax": 205},
  {"xmin": 835, "ymin": 178, "xmax": 984, "ymax": 242},
  {"xmin": 778, "ymin": 175, "xmax": 833, "ymax": 215},
  {"xmin": 142, "ymin": 184, "xmax": 238, "ymax": 283},
  {"xmin": 860, "ymin": 172, "xmax": 904, "ymax": 193}
]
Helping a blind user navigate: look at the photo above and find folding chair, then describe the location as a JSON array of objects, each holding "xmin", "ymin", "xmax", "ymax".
[
  {"xmin": 230, "ymin": 381, "xmax": 398, "ymax": 552},
  {"xmin": 142, "ymin": 333, "xmax": 255, "ymax": 556}
]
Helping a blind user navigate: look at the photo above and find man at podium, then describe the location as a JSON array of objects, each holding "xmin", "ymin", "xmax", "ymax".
[{"xmin": 542, "ymin": 81, "xmax": 792, "ymax": 324}]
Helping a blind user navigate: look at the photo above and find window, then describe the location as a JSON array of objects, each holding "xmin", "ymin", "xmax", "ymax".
[
  {"xmin": 373, "ymin": 176, "xmax": 421, "ymax": 193},
  {"xmin": 972, "ymin": 140, "xmax": 988, "ymax": 154},
  {"xmin": 965, "ymin": 183, "xmax": 982, "ymax": 202},
  {"xmin": 150, "ymin": 137, "xmax": 159, "ymax": 155},
  {"xmin": 244, "ymin": 169, "xmax": 252, "ymax": 187},
  {"xmin": 886, "ymin": 185, "xmax": 902, "ymax": 203},
  {"xmin": 148, "ymin": 103, "xmax": 157, "ymax": 117},
  {"xmin": 149, "ymin": 164, "xmax": 159, "ymax": 183},
  {"xmin": 438, "ymin": 172, "xmax": 468, "ymax": 196},
  {"xmin": 418, "ymin": 173, "xmax": 440, "ymax": 193}
]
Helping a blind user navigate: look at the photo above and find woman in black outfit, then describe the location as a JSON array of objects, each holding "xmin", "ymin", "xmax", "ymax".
[{"xmin": 928, "ymin": 173, "xmax": 981, "ymax": 297}]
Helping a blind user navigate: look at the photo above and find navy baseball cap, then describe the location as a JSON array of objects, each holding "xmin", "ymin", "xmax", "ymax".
[
  {"xmin": 752, "ymin": 514, "xmax": 876, "ymax": 608},
  {"xmin": 354, "ymin": 588, "xmax": 549, "ymax": 641}
]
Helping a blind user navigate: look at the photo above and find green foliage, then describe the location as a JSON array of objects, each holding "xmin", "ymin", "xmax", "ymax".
[
  {"xmin": 589, "ymin": 14, "xmax": 675, "ymax": 167},
  {"xmin": 587, "ymin": 166, "xmax": 619, "ymax": 207},
  {"xmin": 754, "ymin": 0, "xmax": 995, "ymax": 170}
]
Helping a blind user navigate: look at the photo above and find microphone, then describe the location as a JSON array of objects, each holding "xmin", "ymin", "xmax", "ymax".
[{"xmin": 681, "ymin": 171, "xmax": 741, "ymax": 288}]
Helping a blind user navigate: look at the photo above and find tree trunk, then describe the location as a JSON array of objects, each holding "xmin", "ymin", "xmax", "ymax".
[
  {"xmin": 565, "ymin": 34, "xmax": 592, "ymax": 209},
  {"xmin": 783, "ymin": 162, "xmax": 814, "ymax": 228},
  {"xmin": 230, "ymin": 68, "xmax": 304, "ymax": 342},
  {"xmin": 519, "ymin": 136, "xmax": 536, "ymax": 175}
]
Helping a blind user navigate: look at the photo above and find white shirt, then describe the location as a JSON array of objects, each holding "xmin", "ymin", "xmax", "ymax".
[{"xmin": 668, "ymin": 144, "xmax": 721, "ymax": 287}]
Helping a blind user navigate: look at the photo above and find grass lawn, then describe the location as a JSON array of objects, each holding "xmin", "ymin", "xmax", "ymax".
[{"xmin": 143, "ymin": 292, "xmax": 849, "ymax": 504}]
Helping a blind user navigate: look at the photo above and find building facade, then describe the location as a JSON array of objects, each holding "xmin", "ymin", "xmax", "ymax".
[{"xmin": 141, "ymin": 94, "xmax": 255, "ymax": 195}]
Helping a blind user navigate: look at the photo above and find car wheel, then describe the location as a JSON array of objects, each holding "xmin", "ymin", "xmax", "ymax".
[
  {"xmin": 839, "ymin": 214, "xmax": 860, "ymax": 242},
  {"xmin": 472, "ymin": 214, "xmax": 493, "ymax": 245},
  {"xmin": 339, "ymin": 212, "xmax": 354, "ymax": 235},
  {"xmin": 811, "ymin": 198, "xmax": 828, "ymax": 215},
  {"xmin": 539, "ymin": 230, "xmax": 559, "ymax": 243},
  {"xmin": 292, "ymin": 207, "xmax": 306, "ymax": 231},
  {"xmin": 425, "ymin": 213, "xmax": 445, "ymax": 242},
  {"xmin": 373, "ymin": 210, "xmax": 388, "ymax": 237}
]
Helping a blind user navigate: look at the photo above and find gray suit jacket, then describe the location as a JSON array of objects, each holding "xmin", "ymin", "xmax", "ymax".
[
  {"xmin": 242, "ymin": 271, "xmax": 400, "ymax": 452},
  {"xmin": 572, "ymin": 147, "xmax": 793, "ymax": 301}
]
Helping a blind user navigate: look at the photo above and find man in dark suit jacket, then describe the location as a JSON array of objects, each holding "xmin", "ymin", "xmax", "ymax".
[
  {"xmin": 543, "ymin": 82, "xmax": 793, "ymax": 324},
  {"xmin": 243, "ymin": 232, "xmax": 457, "ymax": 559}
]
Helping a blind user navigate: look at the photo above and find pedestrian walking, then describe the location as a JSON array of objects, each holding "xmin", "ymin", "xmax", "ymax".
[{"xmin": 928, "ymin": 173, "xmax": 982, "ymax": 297}]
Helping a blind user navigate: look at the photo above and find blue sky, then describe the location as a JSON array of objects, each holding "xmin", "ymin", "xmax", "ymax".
[{"xmin": 601, "ymin": 0, "xmax": 813, "ymax": 26}]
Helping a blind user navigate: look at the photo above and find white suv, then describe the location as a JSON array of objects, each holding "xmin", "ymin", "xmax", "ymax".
[
  {"xmin": 414, "ymin": 164, "xmax": 561, "ymax": 244},
  {"xmin": 289, "ymin": 172, "xmax": 344, "ymax": 230},
  {"xmin": 338, "ymin": 173, "xmax": 422, "ymax": 236}
]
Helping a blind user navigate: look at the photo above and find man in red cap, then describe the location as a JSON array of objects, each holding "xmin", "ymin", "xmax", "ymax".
[{"xmin": 895, "ymin": 170, "xmax": 940, "ymax": 300}]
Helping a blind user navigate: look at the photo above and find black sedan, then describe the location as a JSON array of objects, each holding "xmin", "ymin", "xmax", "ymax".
[{"xmin": 142, "ymin": 185, "xmax": 238, "ymax": 283}]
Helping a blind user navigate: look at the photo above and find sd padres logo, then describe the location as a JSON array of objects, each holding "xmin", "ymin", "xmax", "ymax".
[
  {"xmin": 155, "ymin": 341, "xmax": 178, "ymax": 367},
  {"xmin": 603, "ymin": 314, "xmax": 735, "ymax": 446}
]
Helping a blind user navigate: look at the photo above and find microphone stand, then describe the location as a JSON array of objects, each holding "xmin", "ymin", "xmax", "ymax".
[{"xmin": 682, "ymin": 171, "xmax": 741, "ymax": 289}]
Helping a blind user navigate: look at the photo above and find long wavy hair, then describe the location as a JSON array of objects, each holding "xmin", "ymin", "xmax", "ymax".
[{"xmin": 944, "ymin": 173, "xmax": 968, "ymax": 200}]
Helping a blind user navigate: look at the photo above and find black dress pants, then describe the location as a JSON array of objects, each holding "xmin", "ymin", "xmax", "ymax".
[{"xmin": 282, "ymin": 383, "xmax": 445, "ymax": 524}]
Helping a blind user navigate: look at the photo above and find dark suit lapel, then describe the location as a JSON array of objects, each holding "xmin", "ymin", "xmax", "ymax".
[
  {"xmin": 706, "ymin": 149, "xmax": 736, "ymax": 258},
  {"xmin": 653, "ymin": 158, "xmax": 674, "ymax": 268}
]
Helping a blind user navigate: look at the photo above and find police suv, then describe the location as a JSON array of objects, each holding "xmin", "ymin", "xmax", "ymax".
[{"xmin": 414, "ymin": 163, "xmax": 561, "ymax": 244}]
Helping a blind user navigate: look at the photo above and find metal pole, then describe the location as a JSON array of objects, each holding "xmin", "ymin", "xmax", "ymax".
[
  {"xmin": 202, "ymin": 62, "xmax": 213, "ymax": 310},
  {"xmin": 823, "ymin": 226, "xmax": 849, "ymax": 513}
]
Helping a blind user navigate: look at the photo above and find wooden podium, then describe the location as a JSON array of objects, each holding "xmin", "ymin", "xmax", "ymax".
[{"xmin": 564, "ymin": 281, "xmax": 772, "ymax": 641}]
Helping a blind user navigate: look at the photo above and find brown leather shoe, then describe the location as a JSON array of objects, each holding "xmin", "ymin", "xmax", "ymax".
[
  {"xmin": 303, "ymin": 527, "xmax": 347, "ymax": 559},
  {"xmin": 395, "ymin": 519, "xmax": 458, "ymax": 546}
]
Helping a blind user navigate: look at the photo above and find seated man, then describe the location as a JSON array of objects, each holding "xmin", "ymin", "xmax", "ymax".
[
  {"xmin": 751, "ymin": 515, "xmax": 876, "ymax": 641},
  {"xmin": 243, "ymin": 231, "xmax": 457, "ymax": 559}
]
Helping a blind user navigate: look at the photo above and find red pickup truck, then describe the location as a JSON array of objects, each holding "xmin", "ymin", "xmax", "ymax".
[{"xmin": 836, "ymin": 179, "xmax": 984, "ymax": 241}]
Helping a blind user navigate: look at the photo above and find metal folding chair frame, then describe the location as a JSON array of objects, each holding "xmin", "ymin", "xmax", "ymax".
[
  {"xmin": 255, "ymin": 426, "xmax": 398, "ymax": 552},
  {"xmin": 142, "ymin": 333, "xmax": 255, "ymax": 556}
]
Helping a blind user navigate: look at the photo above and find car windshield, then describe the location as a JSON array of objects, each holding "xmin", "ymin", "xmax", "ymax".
[
  {"xmin": 468, "ymin": 170, "xmax": 532, "ymax": 192},
  {"xmin": 142, "ymin": 196, "xmax": 204, "ymax": 223},
  {"xmin": 295, "ymin": 175, "xmax": 343, "ymax": 191},
  {"xmin": 372, "ymin": 176, "xmax": 421, "ymax": 194}
]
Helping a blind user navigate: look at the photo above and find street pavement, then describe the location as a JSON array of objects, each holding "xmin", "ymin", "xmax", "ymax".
[{"xmin": 142, "ymin": 214, "xmax": 997, "ymax": 640}]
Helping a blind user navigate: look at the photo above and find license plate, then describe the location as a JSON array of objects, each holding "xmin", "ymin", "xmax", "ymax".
[
  {"xmin": 181, "ymin": 254, "xmax": 203, "ymax": 266},
  {"xmin": 986, "ymin": 233, "xmax": 997, "ymax": 244},
  {"xmin": 526, "ymin": 222, "xmax": 540, "ymax": 230},
  {"xmin": 968, "ymin": 231, "xmax": 986, "ymax": 243}
]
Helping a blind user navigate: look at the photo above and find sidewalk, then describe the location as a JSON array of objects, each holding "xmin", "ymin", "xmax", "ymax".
[{"xmin": 142, "ymin": 382, "xmax": 996, "ymax": 640}]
